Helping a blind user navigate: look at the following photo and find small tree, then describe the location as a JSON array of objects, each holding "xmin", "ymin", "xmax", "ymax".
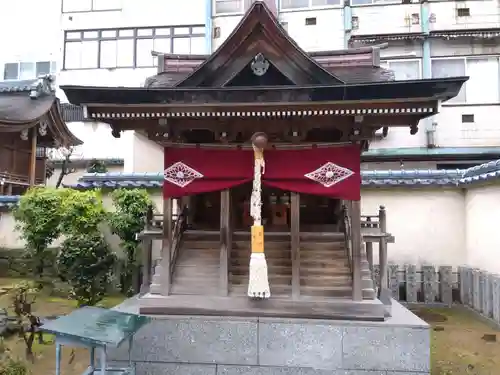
[
  {"xmin": 13, "ymin": 188, "xmax": 63, "ymax": 279},
  {"xmin": 56, "ymin": 190, "xmax": 115, "ymax": 306},
  {"xmin": 47, "ymin": 147, "xmax": 77, "ymax": 189},
  {"xmin": 108, "ymin": 189, "xmax": 152, "ymax": 296},
  {"xmin": 57, "ymin": 233, "xmax": 116, "ymax": 306}
]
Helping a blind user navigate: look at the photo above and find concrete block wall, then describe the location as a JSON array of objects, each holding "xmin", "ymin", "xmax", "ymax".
[{"xmin": 107, "ymin": 302, "xmax": 431, "ymax": 375}]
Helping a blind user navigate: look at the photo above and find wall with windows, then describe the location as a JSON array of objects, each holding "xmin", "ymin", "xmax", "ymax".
[
  {"xmin": 351, "ymin": 3, "xmax": 421, "ymax": 36},
  {"xmin": 0, "ymin": 0, "xmax": 61, "ymax": 81},
  {"xmin": 61, "ymin": 0, "xmax": 206, "ymax": 32},
  {"xmin": 430, "ymin": 40, "xmax": 500, "ymax": 148},
  {"xmin": 212, "ymin": 0, "xmax": 344, "ymax": 52},
  {"xmin": 428, "ymin": 1, "xmax": 500, "ymax": 32}
]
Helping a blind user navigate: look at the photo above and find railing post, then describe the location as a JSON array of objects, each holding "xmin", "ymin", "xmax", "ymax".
[
  {"xmin": 378, "ymin": 205, "xmax": 388, "ymax": 294},
  {"xmin": 162, "ymin": 198, "xmax": 173, "ymax": 295},
  {"xmin": 219, "ymin": 189, "xmax": 230, "ymax": 296},
  {"xmin": 139, "ymin": 206, "xmax": 154, "ymax": 294},
  {"xmin": 351, "ymin": 200, "xmax": 362, "ymax": 301}
]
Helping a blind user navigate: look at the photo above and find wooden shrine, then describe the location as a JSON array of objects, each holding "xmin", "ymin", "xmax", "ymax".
[
  {"xmin": 61, "ymin": 1, "xmax": 466, "ymax": 320},
  {"xmin": 0, "ymin": 75, "xmax": 81, "ymax": 195}
]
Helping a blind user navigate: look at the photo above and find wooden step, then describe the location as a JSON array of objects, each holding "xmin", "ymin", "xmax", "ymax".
[
  {"xmin": 230, "ymin": 284, "xmax": 292, "ymax": 297},
  {"xmin": 230, "ymin": 274, "xmax": 291, "ymax": 285},
  {"xmin": 300, "ymin": 275, "xmax": 351, "ymax": 287},
  {"xmin": 182, "ymin": 240, "xmax": 220, "ymax": 249},
  {"xmin": 300, "ymin": 285, "xmax": 352, "ymax": 298}
]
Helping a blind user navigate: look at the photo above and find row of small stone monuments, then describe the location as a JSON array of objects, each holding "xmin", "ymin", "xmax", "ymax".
[
  {"xmin": 373, "ymin": 264, "xmax": 457, "ymax": 306},
  {"xmin": 459, "ymin": 266, "xmax": 500, "ymax": 325}
]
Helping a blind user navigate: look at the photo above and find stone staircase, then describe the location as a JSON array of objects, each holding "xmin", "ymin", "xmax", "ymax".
[
  {"xmin": 170, "ymin": 230, "xmax": 375, "ymax": 299},
  {"xmin": 170, "ymin": 231, "xmax": 220, "ymax": 295}
]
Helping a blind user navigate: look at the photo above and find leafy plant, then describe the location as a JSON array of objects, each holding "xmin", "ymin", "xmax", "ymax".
[
  {"xmin": 13, "ymin": 188, "xmax": 63, "ymax": 279},
  {"xmin": 86, "ymin": 159, "xmax": 108, "ymax": 174},
  {"xmin": 58, "ymin": 190, "xmax": 107, "ymax": 235},
  {"xmin": 0, "ymin": 357, "xmax": 29, "ymax": 375},
  {"xmin": 108, "ymin": 189, "xmax": 152, "ymax": 296},
  {"xmin": 56, "ymin": 190, "xmax": 115, "ymax": 305},
  {"xmin": 57, "ymin": 232, "xmax": 116, "ymax": 306}
]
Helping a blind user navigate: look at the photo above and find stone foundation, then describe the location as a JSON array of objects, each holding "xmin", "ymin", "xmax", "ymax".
[{"xmin": 110, "ymin": 298, "xmax": 430, "ymax": 375}]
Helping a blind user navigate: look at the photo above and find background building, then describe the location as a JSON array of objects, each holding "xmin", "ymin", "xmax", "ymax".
[{"xmin": 3, "ymin": 0, "xmax": 499, "ymax": 171}]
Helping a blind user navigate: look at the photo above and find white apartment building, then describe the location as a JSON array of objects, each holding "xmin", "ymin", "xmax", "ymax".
[{"xmin": 2, "ymin": 0, "xmax": 500, "ymax": 170}]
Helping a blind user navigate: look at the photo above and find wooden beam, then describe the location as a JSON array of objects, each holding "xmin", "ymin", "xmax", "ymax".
[
  {"xmin": 351, "ymin": 200, "xmax": 363, "ymax": 301},
  {"xmin": 161, "ymin": 198, "xmax": 173, "ymax": 296},
  {"xmin": 139, "ymin": 294, "xmax": 386, "ymax": 321},
  {"xmin": 290, "ymin": 192, "xmax": 300, "ymax": 299},
  {"xmin": 28, "ymin": 128, "xmax": 37, "ymax": 187},
  {"xmin": 219, "ymin": 189, "xmax": 230, "ymax": 296}
]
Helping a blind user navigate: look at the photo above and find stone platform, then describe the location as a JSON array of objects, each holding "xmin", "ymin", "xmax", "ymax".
[{"xmin": 109, "ymin": 297, "xmax": 430, "ymax": 375}]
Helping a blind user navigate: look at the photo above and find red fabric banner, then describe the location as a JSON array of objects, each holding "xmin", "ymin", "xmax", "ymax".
[
  {"xmin": 163, "ymin": 145, "xmax": 361, "ymax": 200},
  {"xmin": 262, "ymin": 146, "xmax": 361, "ymax": 200},
  {"xmin": 163, "ymin": 147, "xmax": 253, "ymax": 198}
]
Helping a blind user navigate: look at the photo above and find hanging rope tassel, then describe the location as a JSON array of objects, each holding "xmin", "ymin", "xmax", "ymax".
[{"xmin": 248, "ymin": 146, "xmax": 270, "ymax": 299}]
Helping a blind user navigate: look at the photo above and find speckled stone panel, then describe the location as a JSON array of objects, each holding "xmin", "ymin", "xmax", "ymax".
[
  {"xmin": 258, "ymin": 322, "xmax": 343, "ymax": 369},
  {"xmin": 342, "ymin": 326, "xmax": 430, "ymax": 373},
  {"xmin": 106, "ymin": 317, "xmax": 258, "ymax": 365},
  {"xmin": 136, "ymin": 363, "xmax": 216, "ymax": 375},
  {"xmin": 218, "ymin": 367, "xmax": 386, "ymax": 375}
]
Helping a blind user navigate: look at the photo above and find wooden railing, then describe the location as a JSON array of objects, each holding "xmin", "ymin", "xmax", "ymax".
[
  {"xmin": 342, "ymin": 204, "xmax": 353, "ymax": 271},
  {"xmin": 169, "ymin": 205, "xmax": 187, "ymax": 277},
  {"xmin": 0, "ymin": 171, "xmax": 44, "ymax": 186}
]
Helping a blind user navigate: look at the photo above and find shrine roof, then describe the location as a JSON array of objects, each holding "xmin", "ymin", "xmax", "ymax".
[
  {"xmin": 62, "ymin": 159, "xmax": 500, "ymax": 190},
  {"xmin": 61, "ymin": 77, "xmax": 466, "ymax": 107},
  {"xmin": 0, "ymin": 77, "xmax": 82, "ymax": 147},
  {"xmin": 146, "ymin": 45, "xmax": 395, "ymax": 88}
]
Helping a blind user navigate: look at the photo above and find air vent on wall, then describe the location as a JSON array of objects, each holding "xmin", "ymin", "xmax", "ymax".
[
  {"xmin": 213, "ymin": 27, "xmax": 221, "ymax": 39},
  {"xmin": 352, "ymin": 16, "xmax": 359, "ymax": 30},
  {"xmin": 456, "ymin": 7, "xmax": 470, "ymax": 17},
  {"xmin": 462, "ymin": 114, "xmax": 474, "ymax": 123},
  {"xmin": 305, "ymin": 17, "xmax": 316, "ymax": 26}
]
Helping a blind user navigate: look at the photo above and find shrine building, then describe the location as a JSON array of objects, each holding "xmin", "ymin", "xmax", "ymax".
[{"xmin": 61, "ymin": 1, "xmax": 466, "ymax": 319}]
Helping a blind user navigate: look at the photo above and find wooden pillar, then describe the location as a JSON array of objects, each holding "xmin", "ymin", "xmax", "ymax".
[
  {"xmin": 291, "ymin": 192, "xmax": 300, "ymax": 299},
  {"xmin": 160, "ymin": 198, "xmax": 173, "ymax": 295},
  {"xmin": 219, "ymin": 189, "xmax": 231, "ymax": 296},
  {"xmin": 351, "ymin": 200, "xmax": 363, "ymax": 301},
  {"xmin": 378, "ymin": 205, "xmax": 388, "ymax": 293},
  {"xmin": 28, "ymin": 128, "xmax": 37, "ymax": 187}
]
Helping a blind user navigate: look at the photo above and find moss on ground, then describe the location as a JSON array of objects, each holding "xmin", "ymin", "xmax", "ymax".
[{"xmin": 413, "ymin": 307, "xmax": 500, "ymax": 375}]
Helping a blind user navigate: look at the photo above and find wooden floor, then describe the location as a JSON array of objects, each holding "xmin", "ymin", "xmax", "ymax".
[{"xmin": 139, "ymin": 294, "xmax": 386, "ymax": 321}]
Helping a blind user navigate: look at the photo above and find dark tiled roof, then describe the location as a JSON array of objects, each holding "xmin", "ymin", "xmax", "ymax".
[{"xmin": 0, "ymin": 195, "xmax": 21, "ymax": 208}]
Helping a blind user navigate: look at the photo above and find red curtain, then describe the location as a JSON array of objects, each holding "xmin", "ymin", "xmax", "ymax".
[
  {"xmin": 263, "ymin": 146, "xmax": 361, "ymax": 200},
  {"xmin": 163, "ymin": 145, "xmax": 361, "ymax": 200},
  {"xmin": 163, "ymin": 147, "xmax": 253, "ymax": 198}
]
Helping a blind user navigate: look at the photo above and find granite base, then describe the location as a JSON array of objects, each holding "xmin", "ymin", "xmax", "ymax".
[{"xmin": 109, "ymin": 298, "xmax": 430, "ymax": 375}]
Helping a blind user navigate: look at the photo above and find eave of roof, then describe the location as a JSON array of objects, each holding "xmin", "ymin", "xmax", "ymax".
[
  {"xmin": 0, "ymin": 76, "xmax": 82, "ymax": 147},
  {"xmin": 61, "ymin": 77, "xmax": 467, "ymax": 107}
]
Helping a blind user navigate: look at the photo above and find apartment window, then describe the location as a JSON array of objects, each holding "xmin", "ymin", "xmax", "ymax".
[
  {"xmin": 281, "ymin": 0, "xmax": 340, "ymax": 10},
  {"xmin": 380, "ymin": 59, "xmax": 421, "ymax": 80},
  {"xmin": 431, "ymin": 56, "xmax": 500, "ymax": 104},
  {"xmin": 62, "ymin": 0, "xmax": 121, "ymax": 13},
  {"xmin": 214, "ymin": 0, "xmax": 259, "ymax": 14},
  {"xmin": 350, "ymin": 0, "xmax": 397, "ymax": 5},
  {"xmin": 2, "ymin": 61, "xmax": 57, "ymax": 81},
  {"xmin": 63, "ymin": 26, "xmax": 206, "ymax": 70}
]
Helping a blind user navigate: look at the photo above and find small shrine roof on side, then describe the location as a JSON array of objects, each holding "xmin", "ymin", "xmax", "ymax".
[{"xmin": 0, "ymin": 76, "xmax": 82, "ymax": 147}]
